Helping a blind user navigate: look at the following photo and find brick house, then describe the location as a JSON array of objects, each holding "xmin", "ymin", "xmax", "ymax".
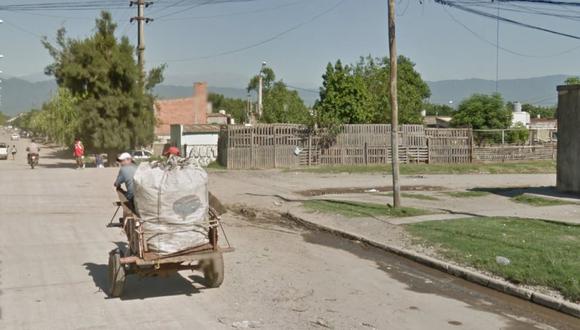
[{"xmin": 154, "ymin": 82, "xmax": 209, "ymax": 143}]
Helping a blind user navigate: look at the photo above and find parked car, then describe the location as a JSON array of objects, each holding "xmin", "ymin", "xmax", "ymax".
[
  {"xmin": 10, "ymin": 134, "xmax": 19, "ymax": 141},
  {"xmin": 130, "ymin": 149, "xmax": 153, "ymax": 162},
  {"xmin": 0, "ymin": 143, "xmax": 8, "ymax": 160}
]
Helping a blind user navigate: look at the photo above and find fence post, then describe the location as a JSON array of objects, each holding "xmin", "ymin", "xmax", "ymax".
[
  {"xmin": 469, "ymin": 129, "xmax": 474, "ymax": 163},
  {"xmin": 364, "ymin": 142, "xmax": 368, "ymax": 165},
  {"xmin": 250, "ymin": 129, "xmax": 254, "ymax": 168},
  {"xmin": 273, "ymin": 127, "xmax": 277, "ymax": 168},
  {"xmin": 501, "ymin": 130, "xmax": 505, "ymax": 145},
  {"xmin": 427, "ymin": 138, "xmax": 431, "ymax": 164},
  {"xmin": 308, "ymin": 134, "xmax": 312, "ymax": 167}
]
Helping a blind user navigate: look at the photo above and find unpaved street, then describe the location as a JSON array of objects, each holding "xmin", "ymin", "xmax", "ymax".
[{"xmin": 0, "ymin": 136, "xmax": 578, "ymax": 329}]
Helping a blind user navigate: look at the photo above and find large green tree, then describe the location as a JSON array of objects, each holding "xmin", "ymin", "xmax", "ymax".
[
  {"xmin": 315, "ymin": 60, "xmax": 373, "ymax": 126},
  {"xmin": 247, "ymin": 66, "xmax": 310, "ymax": 124},
  {"xmin": 42, "ymin": 11, "xmax": 164, "ymax": 163},
  {"xmin": 315, "ymin": 56, "xmax": 430, "ymax": 126},
  {"xmin": 452, "ymin": 93, "xmax": 512, "ymax": 129}
]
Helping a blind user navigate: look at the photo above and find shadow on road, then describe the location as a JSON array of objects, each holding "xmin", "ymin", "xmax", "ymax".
[
  {"xmin": 83, "ymin": 242, "xmax": 203, "ymax": 300},
  {"xmin": 38, "ymin": 161, "xmax": 78, "ymax": 169},
  {"xmin": 472, "ymin": 186, "xmax": 580, "ymax": 200}
]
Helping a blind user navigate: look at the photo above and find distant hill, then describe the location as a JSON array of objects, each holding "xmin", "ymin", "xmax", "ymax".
[
  {"xmin": 1, "ymin": 78, "xmax": 58, "ymax": 116},
  {"xmin": 426, "ymin": 75, "xmax": 567, "ymax": 107},
  {"xmin": 0, "ymin": 74, "xmax": 568, "ymax": 117}
]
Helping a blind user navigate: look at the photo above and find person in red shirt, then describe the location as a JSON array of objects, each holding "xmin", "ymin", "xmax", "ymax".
[
  {"xmin": 163, "ymin": 145, "xmax": 181, "ymax": 157},
  {"xmin": 73, "ymin": 138, "xmax": 85, "ymax": 169}
]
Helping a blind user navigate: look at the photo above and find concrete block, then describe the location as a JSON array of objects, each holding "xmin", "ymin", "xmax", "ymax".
[
  {"xmin": 559, "ymin": 301, "xmax": 580, "ymax": 318},
  {"xmin": 531, "ymin": 292, "xmax": 563, "ymax": 311}
]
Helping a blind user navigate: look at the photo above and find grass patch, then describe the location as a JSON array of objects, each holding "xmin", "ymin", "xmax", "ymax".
[
  {"xmin": 407, "ymin": 217, "xmax": 580, "ymax": 302},
  {"xmin": 206, "ymin": 161, "xmax": 226, "ymax": 170},
  {"xmin": 511, "ymin": 194, "xmax": 576, "ymax": 207},
  {"xmin": 289, "ymin": 161, "xmax": 556, "ymax": 175},
  {"xmin": 303, "ymin": 200, "xmax": 431, "ymax": 218},
  {"xmin": 384, "ymin": 192, "xmax": 439, "ymax": 201},
  {"xmin": 444, "ymin": 191, "xmax": 490, "ymax": 198}
]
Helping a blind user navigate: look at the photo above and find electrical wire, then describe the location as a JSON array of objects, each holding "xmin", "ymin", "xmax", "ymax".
[
  {"xmin": 441, "ymin": 5, "xmax": 580, "ymax": 57},
  {"xmin": 157, "ymin": 0, "xmax": 308, "ymax": 21},
  {"xmin": 434, "ymin": 0, "xmax": 580, "ymax": 40},
  {"xmin": 154, "ymin": 0, "xmax": 347, "ymax": 63}
]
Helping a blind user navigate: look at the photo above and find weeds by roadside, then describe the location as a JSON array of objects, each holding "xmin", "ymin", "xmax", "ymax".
[
  {"xmin": 407, "ymin": 217, "xmax": 580, "ymax": 302},
  {"xmin": 511, "ymin": 194, "xmax": 577, "ymax": 207},
  {"xmin": 383, "ymin": 192, "xmax": 439, "ymax": 201},
  {"xmin": 287, "ymin": 161, "xmax": 556, "ymax": 175},
  {"xmin": 303, "ymin": 200, "xmax": 431, "ymax": 218},
  {"xmin": 444, "ymin": 191, "xmax": 490, "ymax": 198}
]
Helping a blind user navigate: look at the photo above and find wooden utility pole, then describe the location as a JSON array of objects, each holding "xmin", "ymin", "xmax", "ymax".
[
  {"xmin": 130, "ymin": 0, "xmax": 153, "ymax": 75},
  {"xmin": 388, "ymin": 0, "xmax": 402, "ymax": 208}
]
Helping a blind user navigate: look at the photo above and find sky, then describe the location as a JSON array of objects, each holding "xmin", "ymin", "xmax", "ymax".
[{"xmin": 1, "ymin": 0, "xmax": 580, "ymax": 90}]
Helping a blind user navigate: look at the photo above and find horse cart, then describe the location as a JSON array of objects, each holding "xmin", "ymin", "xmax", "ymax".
[{"xmin": 107, "ymin": 177, "xmax": 233, "ymax": 298}]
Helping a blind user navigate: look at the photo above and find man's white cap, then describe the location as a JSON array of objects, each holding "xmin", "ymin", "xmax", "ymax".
[{"xmin": 117, "ymin": 152, "xmax": 132, "ymax": 161}]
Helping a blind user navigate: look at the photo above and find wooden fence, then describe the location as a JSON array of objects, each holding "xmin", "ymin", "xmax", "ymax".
[
  {"xmin": 473, "ymin": 144, "xmax": 557, "ymax": 162},
  {"xmin": 218, "ymin": 124, "xmax": 558, "ymax": 169},
  {"xmin": 218, "ymin": 124, "xmax": 475, "ymax": 169}
]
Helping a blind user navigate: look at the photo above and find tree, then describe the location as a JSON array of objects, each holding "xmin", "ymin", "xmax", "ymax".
[
  {"xmin": 315, "ymin": 61, "xmax": 373, "ymax": 126},
  {"xmin": 247, "ymin": 67, "xmax": 275, "ymax": 93},
  {"xmin": 36, "ymin": 88, "xmax": 80, "ymax": 145},
  {"xmin": 315, "ymin": 56, "xmax": 430, "ymax": 126},
  {"xmin": 565, "ymin": 76, "xmax": 580, "ymax": 85},
  {"xmin": 208, "ymin": 93, "xmax": 248, "ymax": 124},
  {"xmin": 247, "ymin": 66, "xmax": 310, "ymax": 124},
  {"xmin": 42, "ymin": 11, "xmax": 165, "ymax": 164},
  {"xmin": 262, "ymin": 81, "xmax": 310, "ymax": 124},
  {"xmin": 0, "ymin": 112, "xmax": 7, "ymax": 126},
  {"xmin": 452, "ymin": 93, "xmax": 512, "ymax": 129},
  {"xmin": 521, "ymin": 103, "xmax": 556, "ymax": 119},
  {"xmin": 424, "ymin": 103, "xmax": 454, "ymax": 116}
]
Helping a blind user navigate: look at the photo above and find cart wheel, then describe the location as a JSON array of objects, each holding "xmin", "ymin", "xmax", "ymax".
[
  {"xmin": 203, "ymin": 253, "xmax": 224, "ymax": 288},
  {"xmin": 108, "ymin": 249, "xmax": 126, "ymax": 297}
]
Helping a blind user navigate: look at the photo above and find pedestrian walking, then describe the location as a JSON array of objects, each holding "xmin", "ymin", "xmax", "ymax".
[
  {"xmin": 10, "ymin": 145, "xmax": 17, "ymax": 160},
  {"xmin": 95, "ymin": 153, "xmax": 104, "ymax": 168},
  {"xmin": 73, "ymin": 138, "xmax": 85, "ymax": 169}
]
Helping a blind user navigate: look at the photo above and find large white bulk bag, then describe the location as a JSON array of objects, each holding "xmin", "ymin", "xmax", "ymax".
[{"xmin": 133, "ymin": 161, "xmax": 209, "ymax": 255}]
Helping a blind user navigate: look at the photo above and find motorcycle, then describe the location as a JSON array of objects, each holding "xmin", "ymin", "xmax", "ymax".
[{"xmin": 28, "ymin": 153, "xmax": 39, "ymax": 169}]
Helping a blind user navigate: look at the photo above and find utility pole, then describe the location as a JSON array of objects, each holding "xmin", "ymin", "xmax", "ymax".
[
  {"xmin": 130, "ymin": 0, "xmax": 153, "ymax": 76},
  {"xmin": 257, "ymin": 61, "xmax": 266, "ymax": 119},
  {"xmin": 388, "ymin": 0, "xmax": 401, "ymax": 208}
]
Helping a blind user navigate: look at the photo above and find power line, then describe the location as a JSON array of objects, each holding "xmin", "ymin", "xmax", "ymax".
[
  {"xmin": 157, "ymin": 0, "xmax": 308, "ymax": 21},
  {"xmin": 155, "ymin": 0, "xmax": 347, "ymax": 63},
  {"xmin": 434, "ymin": 0, "xmax": 580, "ymax": 40},
  {"xmin": 441, "ymin": 5, "xmax": 580, "ymax": 58}
]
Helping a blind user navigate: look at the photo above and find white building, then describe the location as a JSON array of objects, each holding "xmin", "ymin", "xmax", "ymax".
[
  {"xmin": 511, "ymin": 102, "xmax": 530, "ymax": 128},
  {"xmin": 170, "ymin": 124, "xmax": 221, "ymax": 166}
]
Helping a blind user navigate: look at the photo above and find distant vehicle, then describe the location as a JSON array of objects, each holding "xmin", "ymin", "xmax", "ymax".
[
  {"xmin": 130, "ymin": 149, "xmax": 153, "ymax": 162},
  {"xmin": 10, "ymin": 134, "xmax": 19, "ymax": 141},
  {"xmin": 0, "ymin": 143, "xmax": 8, "ymax": 160}
]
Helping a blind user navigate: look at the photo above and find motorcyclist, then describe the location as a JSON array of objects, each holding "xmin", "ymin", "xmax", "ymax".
[{"xmin": 26, "ymin": 140, "xmax": 40, "ymax": 165}]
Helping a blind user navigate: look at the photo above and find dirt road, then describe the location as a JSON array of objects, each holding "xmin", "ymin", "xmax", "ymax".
[{"xmin": 0, "ymin": 134, "xmax": 577, "ymax": 329}]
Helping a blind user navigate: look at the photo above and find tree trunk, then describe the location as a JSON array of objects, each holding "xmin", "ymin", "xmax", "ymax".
[{"xmin": 107, "ymin": 151, "xmax": 117, "ymax": 167}]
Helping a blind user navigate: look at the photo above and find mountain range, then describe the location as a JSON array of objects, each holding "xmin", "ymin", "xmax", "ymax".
[{"xmin": 0, "ymin": 74, "xmax": 567, "ymax": 117}]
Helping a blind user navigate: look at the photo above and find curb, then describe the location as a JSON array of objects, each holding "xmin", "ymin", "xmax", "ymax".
[{"xmin": 285, "ymin": 211, "xmax": 580, "ymax": 319}]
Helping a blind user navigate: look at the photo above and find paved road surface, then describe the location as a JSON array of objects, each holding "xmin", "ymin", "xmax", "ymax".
[{"xmin": 0, "ymin": 132, "xmax": 578, "ymax": 329}]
